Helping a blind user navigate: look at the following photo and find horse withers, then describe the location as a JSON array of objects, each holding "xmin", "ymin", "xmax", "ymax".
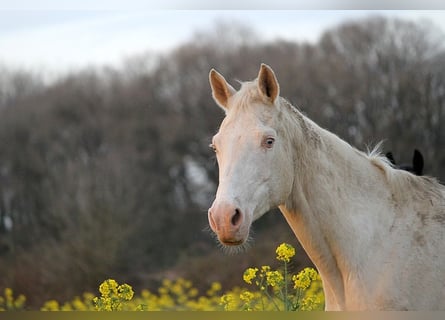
[{"xmin": 207, "ymin": 64, "xmax": 445, "ymax": 310}]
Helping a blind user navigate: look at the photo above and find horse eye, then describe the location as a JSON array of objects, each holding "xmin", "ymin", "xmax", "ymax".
[
  {"xmin": 209, "ymin": 143, "xmax": 217, "ymax": 153},
  {"xmin": 263, "ymin": 137, "xmax": 275, "ymax": 148}
]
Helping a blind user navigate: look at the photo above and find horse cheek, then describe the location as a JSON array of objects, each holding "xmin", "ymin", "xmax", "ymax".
[{"xmin": 274, "ymin": 154, "xmax": 294, "ymax": 204}]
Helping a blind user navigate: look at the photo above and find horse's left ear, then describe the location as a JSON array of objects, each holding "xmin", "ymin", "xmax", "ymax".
[{"xmin": 257, "ymin": 63, "xmax": 280, "ymax": 104}]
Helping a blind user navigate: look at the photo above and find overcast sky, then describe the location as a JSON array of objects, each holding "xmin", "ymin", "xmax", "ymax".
[{"xmin": 1, "ymin": 4, "xmax": 444, "ymax": 75}]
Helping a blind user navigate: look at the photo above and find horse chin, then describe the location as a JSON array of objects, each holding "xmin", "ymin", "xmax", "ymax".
[
  {"xmin": 215, "ymin": 231, "xmax": 253, "ymax": 254},
  {"xmin": 218, "ymin": 238, "xmax": 251, "ymax": 255}
]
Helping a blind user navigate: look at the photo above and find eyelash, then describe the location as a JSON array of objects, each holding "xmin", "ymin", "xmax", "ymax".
[
  {"xmin": 209, "ymin": 143, "xmax": 217, "ymax": 153},
  {"xmin": 262, "ymin": 137, "xmax": 275, "ymax": 148}
]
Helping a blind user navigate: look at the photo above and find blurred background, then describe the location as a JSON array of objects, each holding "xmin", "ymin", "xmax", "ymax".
[{"xmin": 1, "ymin": 9, "xmax": 445, "ymax": 308}]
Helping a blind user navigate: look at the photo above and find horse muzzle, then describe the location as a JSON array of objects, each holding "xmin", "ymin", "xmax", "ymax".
[{"xmin": 208, "ymin": 200, "xmax": 247, "ymax": 246}]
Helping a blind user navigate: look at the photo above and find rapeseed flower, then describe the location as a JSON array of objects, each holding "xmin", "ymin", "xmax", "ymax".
[
  {"xmin": 293, "ymin": 267, "xmax": 318, "ymax": 289},
  {"xmin": 265, "ymin": 270, "xmax": 284, "ymax": 287},
  {"xmin": 99, "ymin": 279, "xmax": 118, "ymax": 297},
  {"xmin": 41, "ymin": 300, "xmax": 60, "ymax": 311},
  {"xmin": 276, "ymin": 243, "xmax": 296, "ymax": 262},
  {"xmin": 220, "ymin": 293, "xmax": 237, "ymax": 311},
  {"xmin": 239, "ymin": 290, "xmax": 255, "ymax": 311},
  {"xmin": 261, "ymin": 265, "xmax": 271, "ymax": 273},
  {"xmin": 300, "ymin": 296, "xmax": 321, "ymax": 311},
  {"xmin": 0, "ymin": 288, "xmax": 26, "ymax": 311},
  {"xmin": 71, "ymin": 297, "xmax": 87, "ymax": 310},
  {"xmin": 117, "ymin": 283, "xmax": 134, "ymax": 301},
  {"xmin": 243, "ymin": 267, "xmax": 258, "ymax": 284},
  {"xmin": 188, "ymin": 288, "xmax": 198, "ymax": 298},
  {"xmin": 206, "ymin": 281, "xmax": 221, "ymax": 296},
  {"xmin": 239, "ymin": 290, "xmax": 254, "ymax": 303},
  {"xmin": 93, "ymin": 279, "xmax": 136, "ymax": 311}
]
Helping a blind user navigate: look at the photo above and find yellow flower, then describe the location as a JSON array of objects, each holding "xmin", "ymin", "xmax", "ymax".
[
  {"xmin": 220, "ymin": 293, "xmax": 236, "ymax": 311},
  {"xmin": 1, "ymin": 288, "xmax": 26, "ymax": 311},
  {"xmin": 162, "ymin": 279, "xmax": 172, "ymax": 287},
  {"xmin": 14, "ymin": 294, "xmax": 26, "ymax": 309},
  {"xmin": 243, "ymin": 267, "xmax": 258, "ymax": 284},
  {"xmin": 171, "ymin": 282, "xmax": 183, "ymax": 296},
  {"xmin": 239, "ymin": 290, "xmax": 254, "ymax": 303},
  {"xmin": 4, "ymin": 288, "xmax": 13, "ymax": 299},
  {"xmin": 99, "ymin": 279, "xmax": 118, "ymax": 297},
  {"xmin": 94, "ymin": 279, "xmax": 135, "ymax": 311},
  {"xmin": 183, "ymin": 279, "xmax": 193, "ymax": 289},
  {"xmin": 265, "ymin": 270, "xmax": 284, "ymax": 287},
  {"xmin": 300, "ymin": 296, "xmax": 320, "ymax": 311},
  {"xmin": 260, "ymin": 265, "xmax": 271, "ymax": 274},
  {"xmin": 276, "ymin": 243, "xmax": 296, "ymax": 262},
  {"xmin": 141, "ymin": 289, "xmax": 151, "ymax": 299},
  {"xmin": 41, "ymin": 300, "xmax": 60, "ymax": 311},
  {"xmin": 158, "ymin": 286, "xmax": 168, "ymax": 295},
  {"xmin": 240, "ymin": 290, "xmax": 255, "ymax": 311},
  {"xmin": 206, "ymin": 281, "xmax": 222, "ymax": 297},
  {"xmin": 293, "ymin": 267, "xmax": 318, "ymax": 289},
  {"xmin": 210, "ymin": 281, "xmax": 221, "ymax": 292},
  {"xmin": 117, "ymin": 283, "xmax": 134, "ymax": 301},
  {"xmin": 61, "ymin": 302, "xmax": 73, "ymax": 311},
  {"xmin": 188, "ymin": 288, "xmax": 198, "ymax": 298}
]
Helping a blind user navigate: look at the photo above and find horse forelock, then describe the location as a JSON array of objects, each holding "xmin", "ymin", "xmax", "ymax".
[{"xmin": 228, "ymin": 81, "xmax": 262, "ymax": 112}]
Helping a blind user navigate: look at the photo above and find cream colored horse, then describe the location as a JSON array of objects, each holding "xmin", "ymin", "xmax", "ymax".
[{"xmin": 207, "ymin": 64, "xmax": 445, "ymax": 310}]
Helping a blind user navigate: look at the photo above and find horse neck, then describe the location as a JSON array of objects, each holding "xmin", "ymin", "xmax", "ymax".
[{"xmin": 279, "ymin": 115, "xmax": 395, "ymax": 308}]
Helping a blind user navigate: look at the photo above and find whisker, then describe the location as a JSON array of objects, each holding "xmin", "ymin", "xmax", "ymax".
[{"xmin": 202, "ymin": 228, "xmax": 255, "ymax": 255}]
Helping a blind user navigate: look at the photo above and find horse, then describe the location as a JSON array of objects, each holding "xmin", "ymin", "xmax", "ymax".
[
  {"xmin": 386, "ymin": 149, "xmax": 424, "ymax": 176},
  {"xmin": 207, "ymin": 64, "xmax": 445, "ymax": 310}
]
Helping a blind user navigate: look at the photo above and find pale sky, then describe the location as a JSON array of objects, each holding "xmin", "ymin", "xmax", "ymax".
[{"xmin": 0, "ymin": 7, "xmax": 444, "ymax": 76}]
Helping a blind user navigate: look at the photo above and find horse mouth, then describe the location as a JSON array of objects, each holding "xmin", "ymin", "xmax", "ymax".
[{"xmin": 220, "ymin": 238, "xmax": 244, "ymax": 246}]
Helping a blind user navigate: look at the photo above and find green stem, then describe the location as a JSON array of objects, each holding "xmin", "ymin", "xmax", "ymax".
[
  {"xmin": 284, "ymin": 261, "xmax": 289, "ymax": 311},
  {"xmin": 260, "ymin": 279, "xmax": 281, "ymax": 311}
]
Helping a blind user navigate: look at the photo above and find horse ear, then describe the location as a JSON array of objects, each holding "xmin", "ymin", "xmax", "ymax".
[
  {"xmin": 386, "ymin": 152, "xmax": 396, "ymax": 165},
  {"xmin": 413, "ymin": 149, "xmax": 424, "ymax": 175},
  {"xmin": 209, "ymin": 69, "xmax": 235, "ymax": 111},
  {"xmin": 257, "ymin": 63, "xmax": 280, "ymax": 103}
]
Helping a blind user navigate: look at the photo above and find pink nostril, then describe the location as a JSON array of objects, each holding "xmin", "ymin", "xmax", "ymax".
[{"xmin": 231, "ymin": 208, "xmax": 242, "ymax": 226}]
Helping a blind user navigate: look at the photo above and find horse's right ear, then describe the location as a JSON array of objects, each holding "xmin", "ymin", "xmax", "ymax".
[
  {"xmin": 257, "ymin": 63, "xmax": 280, "ymax": 104},
  {"xmin": 209, "ymin": 69, "xmax": 235, "ymax": 111}
]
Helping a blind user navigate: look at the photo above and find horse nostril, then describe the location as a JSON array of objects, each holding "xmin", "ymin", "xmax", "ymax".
[{"xmin": 231, "ymin": 208, "xmax": 242, "ymax": 226}]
